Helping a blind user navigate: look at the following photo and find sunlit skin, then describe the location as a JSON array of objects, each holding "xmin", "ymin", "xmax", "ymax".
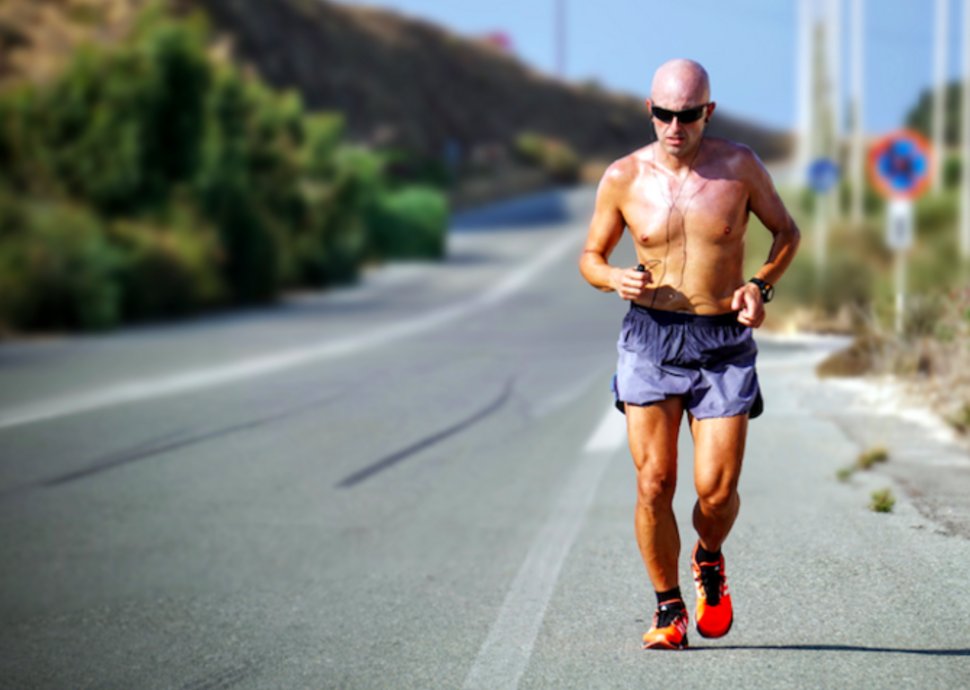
[{"xmin": 578, "ymin": 59, "xmax": 800, "ymax": 596}]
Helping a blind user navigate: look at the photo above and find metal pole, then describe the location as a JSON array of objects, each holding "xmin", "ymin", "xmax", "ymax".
[
  {"xmin": 827, "ymin": 0, "xmax": 843, "ymax": 146},
  {"xmin": 795, "ymin": 0, "xmax": 814, "ymax": 187},
  {"xmin": 895, "ymin": 250, "xmax": 906, "ymax": 335},
  {"xmin": 849, "ymin": 0, "xmax": 865, "ymax": 224},
  {"xmin": 932, "ymin": 0, "xmax": 948, "ymax": 193},
  {"xmin": 888, "ymin": 199, "xmax": 914, "ymax": 335},
  {"xmin": 815, "ymin": 193, "xmax": 829, "ymax": 278},
  {"xmin": 961, "ymin": 0, "xmax": 970, "ymax": 257},
  {"xmin": 555, "ymin": 0, "xmax": 565, "ymax": 78},
  {"xmin": 826, "ymin": 0, "xmax": 843, "ymax": 220}
]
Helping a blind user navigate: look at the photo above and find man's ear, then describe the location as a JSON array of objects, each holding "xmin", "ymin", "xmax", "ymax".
[{"xmin": 705, "ymin": 101, "xmax": 717, "ymax": 123}]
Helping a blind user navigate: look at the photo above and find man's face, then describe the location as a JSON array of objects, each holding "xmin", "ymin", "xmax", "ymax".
[
  {"xmin": 648, "ymin": 97, "xmax": 711, "ymax": 160},
  {"xmin": 647, "ymin": 64, "xmax": 713, "ymax": 160}
]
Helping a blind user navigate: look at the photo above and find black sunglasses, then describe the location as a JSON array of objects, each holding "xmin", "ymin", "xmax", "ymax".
[{"xmin": 651, "ymin": 103, "xmax": 709, "ymax": 124}]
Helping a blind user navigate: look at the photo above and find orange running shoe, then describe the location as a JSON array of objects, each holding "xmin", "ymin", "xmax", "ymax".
[
  {"xmin": 691, "ymin": 543, "xmax": 733, "ymax": 638},
  {"xmin": 641, "ymin": 600, "xmax": 689, "ymax": 650}
]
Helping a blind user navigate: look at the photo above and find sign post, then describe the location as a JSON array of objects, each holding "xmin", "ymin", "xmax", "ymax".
[
  {"xmin": 867, "ymin": 130, "xmax": 934, "ymax": 335},
  {"xmin": 807, "ymin": 157, "xmax": 840, "ymax": 278},
  {"xmin": 886, "ymin": 200, "xmax": 914, "ymax": 334}
]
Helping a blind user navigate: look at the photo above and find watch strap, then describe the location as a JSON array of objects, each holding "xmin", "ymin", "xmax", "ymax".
[{"xmin": 748, "ymin": 277, "xmax": 774, "ymax": 303}]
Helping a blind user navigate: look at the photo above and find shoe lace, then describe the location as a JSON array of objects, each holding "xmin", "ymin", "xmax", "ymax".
[{"xmin": 699, "ymin": 563, "xmax": 723, "ymax": 606}]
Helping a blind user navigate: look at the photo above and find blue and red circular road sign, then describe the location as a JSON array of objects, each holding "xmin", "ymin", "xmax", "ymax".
[{"xmin": 867, "ymin": 129, "xmax": 934, "ymax": 200}]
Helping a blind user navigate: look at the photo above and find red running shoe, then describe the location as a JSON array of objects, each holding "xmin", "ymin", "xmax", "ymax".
[
  {"xmin": 691, "ymin": 543, "xmax": 733, "ymax": 638},
  {"xmin": 642, "ymin": 600, "xmax": 689, "ymax": 650}
]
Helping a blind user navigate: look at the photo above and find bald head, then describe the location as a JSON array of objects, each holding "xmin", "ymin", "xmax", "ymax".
[{"xmin": 650, "ymin": 59, "xmax": 711, "ymax": 109}]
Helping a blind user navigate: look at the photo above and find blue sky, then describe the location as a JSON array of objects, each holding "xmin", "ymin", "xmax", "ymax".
[{"xmin": 339, "ymin": 0, "xmax": 967, "ymax": 135}]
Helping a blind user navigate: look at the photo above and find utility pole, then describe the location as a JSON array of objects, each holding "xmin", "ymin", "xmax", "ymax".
[
  {"xmin": 932, "ymin": 0, "xmax": 949, "ymax": 194},
  {"xmin": 826, "ymin": 0, "xmax": 843, "ymax": 221},
  {"xmin": 826, "ymin": 0, "xmax": 843, "ymax": 147},
  {"xmin": 795, "ymin": 0, "xmax": 815, "ymax": 187},
  {"xmin": 555, "ymin": 0, "xmax": 566, "ymax": 79},
  {"xmin": 848, "ymin": 0, "xmax": 865, "ymax": 224},
  {"xmin": 812, "ymin": 18, "xmax": 836, "ymax": 276},
  {"xmin": 961, "ymin": 0, "xmax": 970, "ymax": 257}
]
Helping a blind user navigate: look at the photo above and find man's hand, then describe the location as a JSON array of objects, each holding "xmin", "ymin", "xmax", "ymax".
[
  {"xmin": 611, "ymin": 266, "xmax": 652, "ymax": 301},
  {"xmin": 731, "ymin": 282, "xmax": 765, "ymax": 328}
]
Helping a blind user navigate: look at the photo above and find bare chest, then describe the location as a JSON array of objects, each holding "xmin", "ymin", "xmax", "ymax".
[{"xmin": 621, "ymin": 175, "xmax": 750, "ymax": 248}]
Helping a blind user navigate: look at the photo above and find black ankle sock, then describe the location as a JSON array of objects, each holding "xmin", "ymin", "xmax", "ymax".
[
  {"xmin": 656, "ymin": 587, "xmax": 684, "ymax": 607},
  {"xmin": 695, "ymin": 543, "xmax": 721, "ymax": 564}
]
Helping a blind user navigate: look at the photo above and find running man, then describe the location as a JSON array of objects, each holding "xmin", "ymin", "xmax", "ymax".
[{"xmin": 578, "ymin": 59, "xmax": 800, "ymax": 650}]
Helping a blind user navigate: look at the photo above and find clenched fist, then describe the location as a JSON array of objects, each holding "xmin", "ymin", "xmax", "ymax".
[{"xmin": 612, "ymin": 264, "xmax": 652, "ymax": 301}]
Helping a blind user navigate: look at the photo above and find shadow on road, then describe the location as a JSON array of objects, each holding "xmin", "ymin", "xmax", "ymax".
[
  {"xmin": 452, "ymin": 190, "xmax": 570, "ymax": 231},
  {"xmin": 691, "ymin": 644, "xmax": 970, "ymax": 657}
]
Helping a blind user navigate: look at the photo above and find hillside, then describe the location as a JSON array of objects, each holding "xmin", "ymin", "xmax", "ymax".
[
  {"xmin": 194, "ymin": 0, "xmax": 792, "ymax": 163},
  {"xmin": 1, "ymin": 0, "xmax": 792, "ymax": 170}
]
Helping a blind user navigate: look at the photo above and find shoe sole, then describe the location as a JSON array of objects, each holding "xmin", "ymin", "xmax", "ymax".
[
  {"xmin": 696, "ymin": 618, "xmax": 733, "ymax": 639},
  {"xmin": 642, "ymin": 635, "xmax": 689, "ymax": 650}
]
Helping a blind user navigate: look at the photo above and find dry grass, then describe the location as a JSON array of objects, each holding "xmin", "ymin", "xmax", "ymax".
[
  {"xmin": 816, "ymin": 286, "xmax": 970, "ymax": 439},
  {"xmin": 869, "ymin": 488, "xmax": 896, "ymax": 513}
]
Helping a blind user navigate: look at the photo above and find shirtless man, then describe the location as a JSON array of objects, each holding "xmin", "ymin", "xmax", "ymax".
[{"xmin": 579, "ymin": 59, "xmax": 800, "ymax": 650}]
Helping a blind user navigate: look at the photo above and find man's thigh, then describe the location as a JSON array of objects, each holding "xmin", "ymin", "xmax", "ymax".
[
  {"xmin": 689, "ymin": 414, "xmax": 749, "ymax": 496},
  {"xmin": 625, "ymin": 397, "xmax": 685, "ymax": 474}
]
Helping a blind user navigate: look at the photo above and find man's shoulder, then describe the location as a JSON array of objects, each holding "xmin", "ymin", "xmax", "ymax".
[
  {"xmin": 703, "ymin": 137, "xmax": 759, "ymax": 163},
  {"xmin": 600, "ymin": 145, "xmax": 652, "ymax": 188},
  {"xmin": 702, "ymin": 138, "xmax": 766, "ymax": 181}
]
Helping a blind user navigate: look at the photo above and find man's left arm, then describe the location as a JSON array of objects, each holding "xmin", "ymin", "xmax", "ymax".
[{"xmin": 731, "ymin": 151, "xmax": 802, "ymax": 328}]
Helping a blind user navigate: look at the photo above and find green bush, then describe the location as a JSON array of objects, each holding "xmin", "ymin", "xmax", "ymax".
[
  {"xmin": 812, "ymin": 249, "xmax": 876, "ymax": 316},
  {"xmin": 0, "ymin": 3, "xmax": 452, "ymax": 332},
  {"xmin": 294, "ymin": 144, "xmax": 384, "ymax": 285},
  {"xmin": 16, "ymin": 13, "xmax": 210, "ymax": 214},
  {"xmin": 194, "ymin": 68, "xmax": 283, "ymax": 303},
  {"xmin": 514, "ymin": 132, "xmax": 580, "ymax": 183},
  {"xmin": 514, "ymin": 133, "xmax": 546, "ymax": 165},
  {"xmin": 942, "ymin": 153, "xmax": 962, "ymax": 189},
  {"xmin": 368, "ymin": 186, "xmax": 448, "ymax": 260},
  {"xmin": 915, "ymin": 189, "xmax": 958, "ymax": 234},
  {"xmin": 300, "ymin": 112, "xmax": 346, "ymax": 178},
  {"xmin": 0, "ymin": 198, "xmax": 121, "ymax": 331},
  {"xmin": 109, "ymin": 205, "xmax": 226, "ymax": 320}
]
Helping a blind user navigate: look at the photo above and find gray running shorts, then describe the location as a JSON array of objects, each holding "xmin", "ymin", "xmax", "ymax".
[{"xmin": 612, "ymin": 303, "xmax": 764, "ymax": 419}]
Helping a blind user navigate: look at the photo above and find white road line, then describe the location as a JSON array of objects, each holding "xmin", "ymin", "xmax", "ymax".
[
  {"xmin": 462, "ymin": 404, "xmax": 622, "ymax": 690},
  {"xmin": 0, "ymin": 230, "xmax": 583, "ymax": 430},
  {"xmin": 583, "ymin": 404, "xmax": 628, "ymax": 452}
]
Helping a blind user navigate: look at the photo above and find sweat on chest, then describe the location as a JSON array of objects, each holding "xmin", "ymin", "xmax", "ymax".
[
  {"xmin": 622, "ymin": 204, "xmax": 749, "ymax": 247},
  {"xmin": 621, "ymin": 177, "xmax": 749, "ymax": 246}
]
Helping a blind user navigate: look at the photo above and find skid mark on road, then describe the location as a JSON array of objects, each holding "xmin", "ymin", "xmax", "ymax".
[
  {"xmin": 179, "ymin": 662, "xmax": 255, "ymax": 690},
  {"xmin": 462, "ymin": 404, "xmax": 625, "ymax": 690},
  {"xmin": 335, "ymin": 379, "xmax": 514, "ymax": 489},
  {"xmin": 0, "ymin": 391, "xmax": 344, "ymax": 499},
  {"xmin": 0, "ymin": 231, "xmax": 581, "ymax": 431}
]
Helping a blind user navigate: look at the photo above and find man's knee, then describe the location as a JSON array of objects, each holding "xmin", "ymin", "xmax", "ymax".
[
  {"xmin": 636, "ymin": 463, "xmax": 677, "ymax": 507},
  {"xmin": 696, "ymin": 480, "xmax": 739, "ymax": 513}
]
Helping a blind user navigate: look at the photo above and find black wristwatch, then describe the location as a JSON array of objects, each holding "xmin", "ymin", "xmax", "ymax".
[{"xmin": 749, "ymin": 277, "xmax": 774, "ymax": 303}]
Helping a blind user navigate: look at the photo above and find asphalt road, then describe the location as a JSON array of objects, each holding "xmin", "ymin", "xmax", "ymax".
[{"xmin": 1, "ymin": 188, "xmax": 969, "ymax": 689}]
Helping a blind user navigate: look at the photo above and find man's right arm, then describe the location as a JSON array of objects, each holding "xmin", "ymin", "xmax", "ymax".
[{"xmin": 578, "ymin": 163, "xmax": 650, "ymax": 299}]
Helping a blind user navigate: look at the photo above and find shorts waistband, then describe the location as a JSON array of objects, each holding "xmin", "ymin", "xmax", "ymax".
[{"xmin": 629, "ymin": 302, "xmax": 742, "ymax": 327}]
